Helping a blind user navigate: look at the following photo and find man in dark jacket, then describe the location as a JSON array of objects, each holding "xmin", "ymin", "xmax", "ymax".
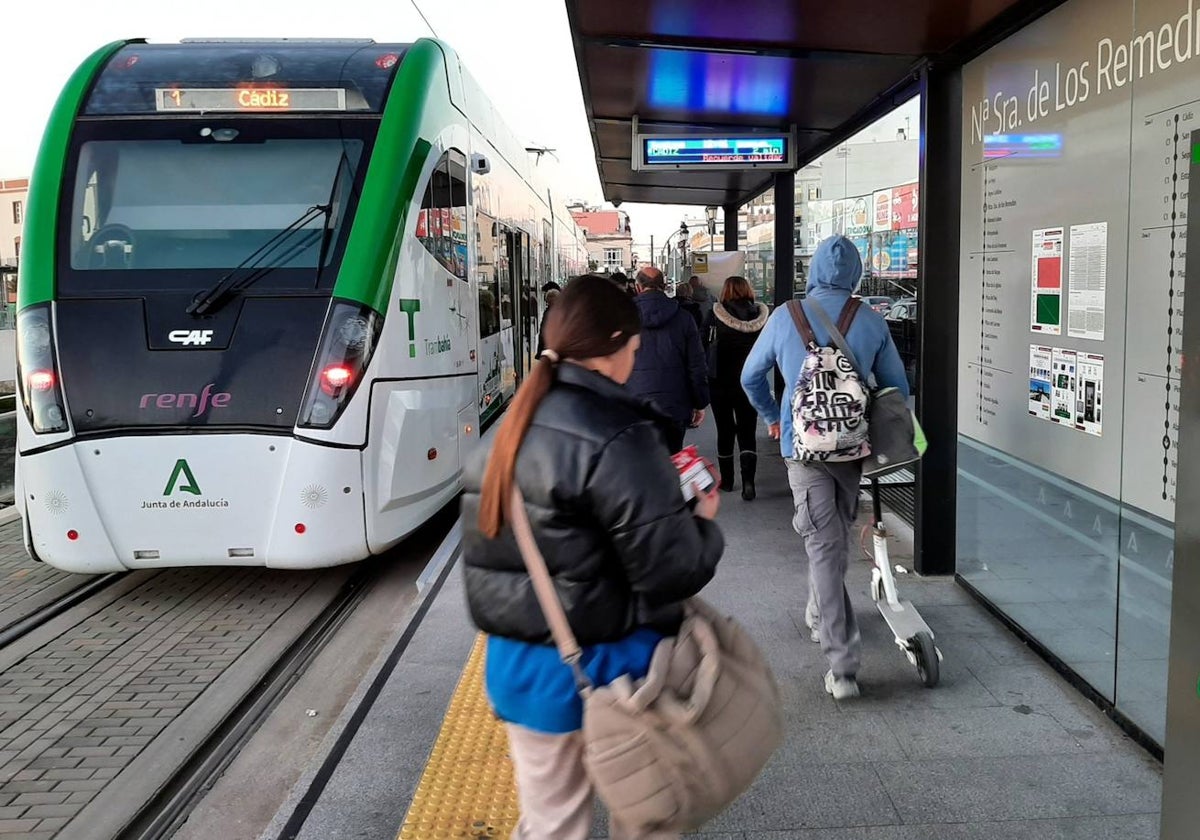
[{"xmin": 625, "ymin": 266, "xmax": 709, "ymax": 452}]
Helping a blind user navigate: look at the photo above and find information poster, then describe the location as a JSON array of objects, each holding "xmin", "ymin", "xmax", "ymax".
[
  {"xmin": 1029, "ymin": 345, "xmax": 1053, "ymax": 419},
  {"xmin": 1051, "ymin": 347, "xmax": 1077, "ymax": 425},
  {"xmin": 1074, "ymin": 352, "xmax": 1104, "ymax": 436},
  {"xmin": 1068, "ymin": 222, "xmax": 1108, "ymax": 340},
  {"xmin": 1031, "ymin": 227, "xmax": 1064, "ymax": 334}
]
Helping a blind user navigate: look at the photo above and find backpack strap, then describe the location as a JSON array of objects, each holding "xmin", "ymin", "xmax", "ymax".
[
  {"xmin": 836, "ymin": 298, "xmax": 862, "ymax": 337},
  {"xmin": 786, "ymin": 300, "xmax": 817, "ymax": 347}
]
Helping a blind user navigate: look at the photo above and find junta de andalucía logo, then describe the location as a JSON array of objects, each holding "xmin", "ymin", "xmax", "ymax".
[{"xmin": 143, "ymin": 459, "xmax": 230, "ymax": 510}]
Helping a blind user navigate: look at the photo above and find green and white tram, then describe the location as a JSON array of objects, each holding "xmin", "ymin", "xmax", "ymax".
[{"xmin": 15, "ymin": 38, "xmax": 588, "ymax": 572}]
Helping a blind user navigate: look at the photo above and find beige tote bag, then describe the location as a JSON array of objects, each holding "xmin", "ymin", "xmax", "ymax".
[{"xmin": 508, "ymin": 487, "xmax": 783, "ymax": 832}]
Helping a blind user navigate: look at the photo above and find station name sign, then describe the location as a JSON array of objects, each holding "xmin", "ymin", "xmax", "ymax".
[
  {"xmin": 154, "ymin": 87, "xmax": 347, "ymax": 112},
  {"xmin": 635, "ymin": 134, "xmax": 795, "ymax": 171}
]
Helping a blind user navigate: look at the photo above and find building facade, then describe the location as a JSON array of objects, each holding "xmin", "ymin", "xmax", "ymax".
[
  {"xmin": 0, "ymin": 178, "xmax": 27, "ymax": 328},
  {"xmin": 568, "ymin": 206, "xmax": 633, "ymax": 276}
]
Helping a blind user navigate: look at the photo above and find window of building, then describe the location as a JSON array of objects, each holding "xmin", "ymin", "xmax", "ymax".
[
  {"xmin": 603, "ymin": 247, "xmax": 622, "ymax": 268},
  {"xmin": 13, "ymin": 237, "xmax": 20, "ymax": 258},
  {"xmin": 12, "ymin": 201, "xmax": 22, "ymax": 226}
]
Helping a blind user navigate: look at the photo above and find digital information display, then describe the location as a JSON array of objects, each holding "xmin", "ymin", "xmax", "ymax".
[
  {"xmin": 638, "ymin": 136, "xmax": 792, "ymax": 170},
  {"xmin": 154, "ymin": 88, "xmax": 347, "ymax": 113}
]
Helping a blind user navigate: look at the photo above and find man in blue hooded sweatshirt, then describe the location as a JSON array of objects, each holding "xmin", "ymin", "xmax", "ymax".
[{"xmin": 741, "ymin": 235, "xmax": 908, "ymax": 700}]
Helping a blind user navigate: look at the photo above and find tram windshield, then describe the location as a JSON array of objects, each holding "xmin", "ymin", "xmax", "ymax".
[{"xmin": 63, "ymin": 133, "xmax": 365, "ymax": 290}]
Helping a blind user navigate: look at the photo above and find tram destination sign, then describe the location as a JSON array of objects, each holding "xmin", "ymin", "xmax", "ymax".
[
  {"xmin": 155, "ymin": 88, "xmax": 347, "ymax": 113},
  {"xmin": 636, "ymin": 135, "xmax": 794, "ymax": 171}
]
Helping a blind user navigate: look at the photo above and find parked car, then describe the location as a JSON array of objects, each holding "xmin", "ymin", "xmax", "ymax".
[
  {"xmin": 859, "ymin": 295, "xmax": 894, "ymax": 314},
  {"xmin": 886, "ymin": 301, "xmax": 918, "ymax": 321}
]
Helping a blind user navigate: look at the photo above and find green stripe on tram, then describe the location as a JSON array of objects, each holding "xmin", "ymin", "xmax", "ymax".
[
  {"xmin": 19, "ymin": 40, "xmax": 131, "ymax": 311},
  {"xmin": 332, "ymin": 39, "xmax": 443, "ymax": 315}
]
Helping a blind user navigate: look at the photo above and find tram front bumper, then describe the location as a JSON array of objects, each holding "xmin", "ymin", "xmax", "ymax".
[{"xmin": 18, "ymin": 435, "xmax": 368, "ymax": 572}]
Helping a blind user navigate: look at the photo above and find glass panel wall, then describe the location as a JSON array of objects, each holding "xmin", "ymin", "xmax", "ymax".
[
  {"xmin": 957, "ymin": 0, "xmax": 1185, "ymax": 745},
  {"xmin": 795, "ymin": 101, "xmax": 921, "ymax": 392}
]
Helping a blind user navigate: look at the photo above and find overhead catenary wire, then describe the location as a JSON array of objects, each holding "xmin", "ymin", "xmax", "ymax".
[{"xmin": 409, "ymin": 0, "xmax": 439, "ymax": 39}]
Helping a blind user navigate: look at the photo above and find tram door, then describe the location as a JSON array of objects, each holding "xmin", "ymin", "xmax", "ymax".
[{"xmin": 507, "ymin": 230, "xmax": 534, "ymax": 381}]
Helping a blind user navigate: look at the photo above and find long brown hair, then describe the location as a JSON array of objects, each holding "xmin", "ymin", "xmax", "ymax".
[
  {"xmin": 478, "ymin": 274, "xmax": 642, "ymax": 538},
  {"xmin": 720, "ymin": 275, "xmax": 754, "ymax": 303}
]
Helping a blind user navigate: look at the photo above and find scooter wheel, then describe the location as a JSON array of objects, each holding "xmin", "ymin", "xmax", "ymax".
[{"xmin": 910, "ymin": 631, "xmax": 939, "ymax": 688}]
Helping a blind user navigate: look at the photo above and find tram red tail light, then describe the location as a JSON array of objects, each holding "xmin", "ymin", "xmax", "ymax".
[
  {"xmin": 16, "ymin": 306, "xmax": 69, "ymax": 434},
  {"xmin": 298, "ymin": 301, "xmax": 382, "ymax": 430},
  {"xmin": 28, "ymin": 370, "xmax": 56, "ymax": 392},
  {"xmin": 319, "ymin": 365, "xmax": 354, "ymax": 396}
]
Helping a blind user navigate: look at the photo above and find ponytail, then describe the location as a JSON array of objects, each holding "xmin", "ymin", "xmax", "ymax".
[{"xmin": 476, "ymin": 274, "xmax": 641, "ymax": 538}]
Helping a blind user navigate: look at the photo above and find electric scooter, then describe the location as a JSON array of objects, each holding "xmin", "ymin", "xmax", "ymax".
[{"xmin": 865, "ymin": 475, "xmax": 942, "ymax": 687}]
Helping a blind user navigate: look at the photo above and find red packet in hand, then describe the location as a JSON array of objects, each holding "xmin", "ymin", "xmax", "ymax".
[{"xmin": 671, "ymin": 445, "xmax": 716, "ymax": 502}]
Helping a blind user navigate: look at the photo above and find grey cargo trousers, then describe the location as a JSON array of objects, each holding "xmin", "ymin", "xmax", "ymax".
[{"xmin": 786, "ymin": 459, "xmax": 863, "ymax": 678}]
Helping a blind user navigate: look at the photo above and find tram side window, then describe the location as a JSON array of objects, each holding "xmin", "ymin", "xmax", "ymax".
[
  {"xmin": 497, "ymin": 229, "xmax": 513, "ymax": 330},
  {"xmin": 418, "ymin": 152, "xmax": 467, "ymax": 281},
  {"xmin": 475, "ymin": 212, "xmax": 500, "ymax": 339}
]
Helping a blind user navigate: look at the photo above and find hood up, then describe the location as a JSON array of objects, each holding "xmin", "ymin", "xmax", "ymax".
[{"xmin": 806, "ymin": 235, "xmax": 863, "ymax": 295}]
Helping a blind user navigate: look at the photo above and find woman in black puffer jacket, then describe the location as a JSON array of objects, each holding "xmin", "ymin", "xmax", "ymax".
[
  {"xmin": 702, "ymin": 276, "xmax": 769, "ymax": 500},
  {"xmin": 461, "ymin": 274, "xmax": 724, "ymax": 840}
]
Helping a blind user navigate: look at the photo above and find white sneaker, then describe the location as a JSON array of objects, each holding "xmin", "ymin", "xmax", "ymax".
[
  {"xmin": 824, "ymin": 670, "xmax": 860, "ymax": 700},
  {"xmin": 805, "ymin": 613, "xmax": 820, "ymax": 643}
]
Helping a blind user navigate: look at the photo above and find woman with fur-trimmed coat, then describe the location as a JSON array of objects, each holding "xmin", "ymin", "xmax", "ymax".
[{"xmin": 702, "ymin": 276, "xmax": 769, "ymax": 500}]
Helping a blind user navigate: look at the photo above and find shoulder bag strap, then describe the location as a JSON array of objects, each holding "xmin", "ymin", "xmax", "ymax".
[
  {"xmin": 805, "ymin": 299, "xmax": 875, "ymax": 387},
  {"xmin": 786, "ymin": 299, "xmax": 817, "ymax": 347},
  {"xmin": 508, "ymin": 486, "xmax": 594, "ymax": 692}
]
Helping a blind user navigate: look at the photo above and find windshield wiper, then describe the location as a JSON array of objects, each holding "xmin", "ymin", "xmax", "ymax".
[
  {"xmin": 313, "ymin": 151, "xmax": 351, "ymax": 289},
  {"xmin": 186, "ymin": 203, "xmax": 330, "ymax": 316}
]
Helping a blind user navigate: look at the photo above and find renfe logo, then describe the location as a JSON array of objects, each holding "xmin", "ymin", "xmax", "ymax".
[
  {"xmin": 140, "ymin": 384, "xmax": 231, "ymax": 418},
  {"xmin": 169, "ymin": 329, "xmax": 214, "ymax": 346}
]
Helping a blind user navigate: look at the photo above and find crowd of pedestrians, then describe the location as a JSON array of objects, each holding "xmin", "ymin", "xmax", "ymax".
[{"xmin": 460, "ymin": 235, "xmax": 909, "ymax": 837}]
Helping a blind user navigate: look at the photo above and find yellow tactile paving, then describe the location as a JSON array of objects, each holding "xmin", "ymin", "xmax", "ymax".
[{"xmin": 398, "ymin": 634, "xmax": 520, "ymax": 839}]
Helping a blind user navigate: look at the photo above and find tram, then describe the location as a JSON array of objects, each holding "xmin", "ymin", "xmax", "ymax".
[{"xmin": 15, "ymin": 38, "xmax": 588, "ymax": 572}]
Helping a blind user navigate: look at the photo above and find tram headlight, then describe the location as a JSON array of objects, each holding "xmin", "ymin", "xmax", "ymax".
[
  {"xmin": 298, "ymin": 300, "xmax": 382, "ymax": 430},
  {"xmin": 16, "ymin": 305, "xmax": 69, "ymax": 434}
]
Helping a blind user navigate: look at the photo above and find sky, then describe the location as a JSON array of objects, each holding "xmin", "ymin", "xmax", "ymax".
[
  {"xmin": 0, "ymin": 0, "xmax": 920, "ymax": 263},
  {"xmin": 0, "ymin": 0, "xmax": 698, "ymax": 252}
]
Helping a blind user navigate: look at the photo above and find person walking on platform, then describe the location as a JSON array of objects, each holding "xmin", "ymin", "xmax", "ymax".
[
  {"xmin": 625, "ymin": 266, "xmax": 709, "ymax": 453},
  {"xmin": 674, "ymin": 283, "xmax": 704, "ymax": 330},
  {"xmin": 536, "ymin": 282, "xmax": 560, "ymax": 358},
  {"xmin": 461, "ymin": 274, "xmax": 724, "ymax": 839},
  {"xmin": 702, "ymin": 275, "xmax": 768, "ymax": 501},
  {"xmin": 688, "ymin": 274, "xmax": 715, "ymax": 322},
  {"xmin": 740, "ymin": 236, "xmax": 908, "ymax": 700}
]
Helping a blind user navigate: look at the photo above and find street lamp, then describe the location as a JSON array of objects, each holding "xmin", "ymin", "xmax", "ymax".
[
  {"xmin": 678, "ymin": 220, "xmax": 689, "ymax": 284},
  {"xmin": 705, "ymin": 206, "xmax": 718, "ymax": 251}
]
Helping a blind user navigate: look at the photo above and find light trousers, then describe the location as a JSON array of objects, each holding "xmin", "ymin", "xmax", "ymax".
[
  {"xmin": 506, "ymin": 724, "xmax": 680, "ymax": 840},
  {"xmin": 786, "ymin": 458, "xmax": 864, "ymax": 678}
]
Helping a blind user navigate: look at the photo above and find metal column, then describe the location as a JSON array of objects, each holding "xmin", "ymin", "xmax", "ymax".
[
  {"xmin": 914, "ymin": 64, "xmax": 960, "ymax": 576},
  {"xmin": 772, "ymin": 172, "xmax": 795, "ymax": 306},
  {"xmin": 1160, "ymin": 147, "xmax": 1200, "ymax": 840},
  {"xmin": 723, "ymin": 203, "xmax": 739, "ymax": 252}
]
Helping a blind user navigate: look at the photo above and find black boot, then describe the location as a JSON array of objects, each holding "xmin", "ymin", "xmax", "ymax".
[
  {"xmin": 740, "ymin": 452, "xmax": 757, "ymax": 501},
  {"xmin": 717, "ymin": 456, "xmax": 735, "ymax": 492}
]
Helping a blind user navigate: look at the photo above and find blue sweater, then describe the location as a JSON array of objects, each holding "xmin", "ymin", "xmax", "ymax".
[
  {"xmin": 741, "ymin": 235, "xmax": 909, "ymax": 458},
  {"xmin": 486, "ymin": 630, "xmax": 664, "ymax": 733}
]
